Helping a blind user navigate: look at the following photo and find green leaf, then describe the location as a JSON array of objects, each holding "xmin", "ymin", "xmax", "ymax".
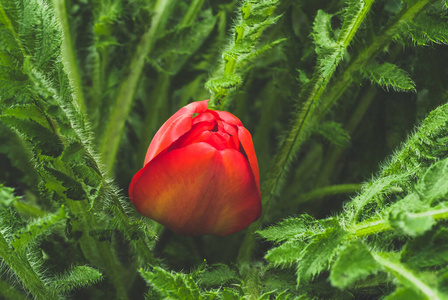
[
  {"xmin": 205, "ymin": 74, "xmax": 242, "ymax": 92},
  {"xmin": 0, "ymin": 116, "xmax": 64, "ymax": 157},
  {"xmin": 140, "ymin": 267, "xmax": 203, "ymax": 300},
  {"xmin": 296, "ymin": 226, "xmax": 347, "ymax": 284},
  {"xmin": 409, "ymin": 13, "xmax": 448, "ymax": 45},
  {"xmin": 0, "ymin": 184, "xmax": 19, "ymax": 209},
  {"xmin": 50, "ymin": 266, "xmax": 102, "ymax": 293},
  {"xmin": 257, "ymin": 214, "xmax": 319, "ymax": 243},
  {"xmin": 373, "ymin": 252, "xmax": 444, "ymax": 299},
  {"xmin": 312, "ymin": 10, "xmax": 337, "ymax": 58},
  {"xmin": 402, "ymin": 225, "xmax": 448, "ymax": 268},
  {"xmin": 362, "ymin": 63, "xmax": 416, "ymax": 92},
  {"xmin": 416, "ymin": 158, "xmax": 448, "ymax": 205},
  {"xmin": 41, "ymin": 165, "xmax": 88, "ymax": 201},
  {"xmin": 387, "ymin": 193, "xmax": 434, "ymax": 237},
  {"xmin": 312, "ymin": 10, "xmax": 343, "ymax": 77},
  {"xmin": 350, "ymin": 173, "xmax": 410, "ymax": 222},
  {"xmin": 196, "ymin": 264, "xmax": 239, "ymax": 287},
  {"xmin": 265, "ymin": 240, "xmax": 304, "ymax": 267},
  {"xmin": 10, "ymin": 205, "xmax": 66, "ymax": 250},
  {"xmin": 315, "ymin": 121, "xmax": 351, "ymax": 147},
  {"xmin": 151, "ymin": 11, "xmax": 217, "ymax": 74},
  {"xmin": 330, "ymin": 241, "xmax": 381, "ymax": 289}
]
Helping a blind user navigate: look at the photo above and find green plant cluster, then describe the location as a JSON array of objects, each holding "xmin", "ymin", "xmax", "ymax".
[{"xmin": 1, "ymin": 0, "xmax": 448, "ymax": 299}]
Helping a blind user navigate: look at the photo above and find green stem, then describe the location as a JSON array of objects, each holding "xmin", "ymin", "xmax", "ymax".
[
  {"xmin": 298, "ymin": 183, "xmax": 363, "ymax": 203},
  {"xmin": 66, "ymin": 200, "xmax": 129, "ymax": 299},
  {"xmin": 372, "ymin": 252, "xmax": 441, "ymax": 300},
  {"xmin": 320, "ymin": 0, "xmax": 435, "ymax": 117},
  {"xmin": 179, "ymin": 0, "xmax": 205, "ymax": 27},
  {"xmin": 0, "ymin": 278, "xmax": 26, "ymax": 300},
  {"xmin": 136, "ymin": 0, "xmax": 206, "ymax": 163},
  {"xmin": 237, "ymin": 0, "xmax": 376, "ymax": 266},
  {"xmin": 53, "ymin": 0, "xmax": 86, "ymax": 115},
  {"xmin": 315, "ymin": 86, "xmax": 377, "ymax": 187},
  {"xmin": 350, "ymin": 207, "xmax": 448, "ymax": 238},
  {"xmin": 0, "ymin": 233, "xmax": 56, "ymax": 299},
  {"xmin": 99, "ymin": 0, "xmax": 175, "ymax": 174}
]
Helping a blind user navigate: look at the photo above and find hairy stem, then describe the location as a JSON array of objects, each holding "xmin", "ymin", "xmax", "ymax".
[
  {"xmin": 67, "ymin": 200, "xmax": 129, "ymax": 299},
  {"xmin": 350, "ymin": 207, "xmax": 448, "ymax": 238},
  {"xmin": 99, "ymin": 0, "xmax": 175, "ymax": 174},
  {"xmin": 137, "ymin": 0, "xmax": 206, "ymax": 163},
  {"xmin": 320, "ymin": 0, "xmax": 435, "ymax": 117},
  {"xmin": 0, "ymin": 278, "xmax": 26, "ymax": 300},
  {"xmin": 372, "ymin": 252, "xmax": 441, "ymax": 299},
  {"xmin": 237, "ymin": 0, "xmax": 375, "ymax": 265},
  {"xmin": 53, "ymin": 0, "xmax": 86, "ymax": 115},
  {"xmin": 0, "ymin": 233, "xmax": 55, "ymax": 299},
  {"xmin": 298, "ymin": 183, "xmax": 363, "ymax": 203}
]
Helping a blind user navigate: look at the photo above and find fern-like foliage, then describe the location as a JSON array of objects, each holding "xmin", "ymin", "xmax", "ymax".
[
  {"xmin": 1, "ymin": 0, "xmax": 448, "ymax": 298},
  {"xmin": 206, "ymin": 0, "xmax": 284, "ymax": 109},
  {"xmin": 258, "ymin": 101, "xmax": 448, "ymax": 299},
  {"xmin": 362, "ymin": 63, "xmax": 416, "ymax": 92}
]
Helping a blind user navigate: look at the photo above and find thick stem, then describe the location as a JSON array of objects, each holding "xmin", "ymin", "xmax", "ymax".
[
  {"xmin": 53, "ymin": 0, "xmax": 86, "ymax": 115},
  {"xmin": 99, "ymin": 0, "xmax": 175, "ymax": 174}
]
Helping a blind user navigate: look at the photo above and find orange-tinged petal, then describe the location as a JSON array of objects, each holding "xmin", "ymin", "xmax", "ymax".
[
  {"xmin": 129, "ymin": 142, "xmax": 261, "ymax": 236},
  {"xmin": 144, "ymin": 100, "xmax": 209, "ymax": 165},
  {"xmin": 237, "ymin": 126, "xmax": 260, "ymax": 192}
]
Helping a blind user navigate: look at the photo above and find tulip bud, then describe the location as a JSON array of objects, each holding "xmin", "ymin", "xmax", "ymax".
[{"xmin": 129, "ymin": 100, "xmax": 261, "ymax": 236}]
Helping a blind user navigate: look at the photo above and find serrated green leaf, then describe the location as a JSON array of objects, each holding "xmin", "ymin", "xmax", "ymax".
[
  {"xmin": 316, "ymin": 121, "xmax": 351, "ymax": 147},
  {"xmin": 10, "ymin": 205, "xmax": 66, "ymax": 250},
  {"xmin": 205, "ymin": 74, "xmax": 241, "ymax": 92},
  {"xmin": 339, "ymin": 0, "xmax": 365, "ymax": 41},
  {"xmin": 140, "ymin": 267, "xmax": 203, "ymax": 300},
  {"xmin": 41, "ymin": 165, "xmax": 88, "ymax": 201},
  {"xmin": 265, "ymin": 240, "xmax": 304, "ymax": 266},
  {"xmin": 409, "ymin": 13, "xmax": 448, "ymax": 45},
  {"xmin": 350, "ymin": 173, "xmax": 410, "ymax": 222},
  {"xmin": 312, "ymin": 10, "xmax": 338, "ymax": 59},
  {"xmin": 330, "ymin": 241, "xmax": 381, "ymax": 289},
  {"xmin": 0, "ymin": 116, "xmax": 64, "ymax": 157},
  {"xmin": 257, "ymin": 214, "xmax": 318, "ymax": 243},
  {"xmin": 151, "ymin": 11, "xmax": 217, "ymax": 74},
  {"xmin": 50, "ymin": 266, "xmax": 102, "ymax": 293},
  {"xmin": 362, "ymin": 63, "xmax": 415, "ymax": 92},
  {"xmin": 196, "ymin": 264, "xmax": 239, "ymax": 287},
  {"xmin": 0, "ymin": 184, "xmax": 19, "ymax": 208},
  {"xmin": 296, "ymin": 227, "xmax": 347, "ymax": 284},
  {"xmin": 416, "ymin": 158, "xmax": 448, "ymax": 204}
]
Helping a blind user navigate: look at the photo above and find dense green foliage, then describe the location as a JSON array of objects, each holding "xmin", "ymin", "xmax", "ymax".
[{"xmin": 1, "ymin": 0, "xmax": 448, "ymax": 298}]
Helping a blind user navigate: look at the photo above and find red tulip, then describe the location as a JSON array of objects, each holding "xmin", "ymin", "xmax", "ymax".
[{"xmin": 129, "ymin": 100, "xmax": 261, "ymax": 236}]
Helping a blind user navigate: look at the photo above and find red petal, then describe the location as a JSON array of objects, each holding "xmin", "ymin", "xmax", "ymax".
[
  {"xmin": 144, "ymin": 100, "xmax": 209, "ymax": 165},
  {"xmin": 237, "ymin": 126, "xmax": 260, "ymax": 192},
  {"xmin": 130, "ymin": 142, "xmax": 261, "ymax": 236},
  {"xmin": 216, "ymin": 111, "xmax": 242, "ymax": 126}
]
